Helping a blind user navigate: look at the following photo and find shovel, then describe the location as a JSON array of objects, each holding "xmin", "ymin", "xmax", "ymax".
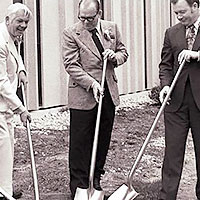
[
  {"xmin": 16, "ymin": 37, "xmax": 40, "ymax": 200},
  {"xmin": 108, "ymin": 59, "xmax": 186, "ymax": 200},
  {"xmin": 74, "ymin": 58, "xmax": 108, "ymax": 200},
  {"xmin": 21, "ymin": 84, "xmax": 40, "ymax": 200},
  {"xmin": 0, "ymin": 187, "xmax": 16, "ymax": 200}
]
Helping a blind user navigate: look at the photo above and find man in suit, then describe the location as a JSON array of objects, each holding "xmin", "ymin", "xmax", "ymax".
[
  {"xmin": 0, "ymin": 3, "xmax": 32, "ymax": 199},
  {"xmin": 62, "ymin": 0, "xmax": 128, "ymax": 198},
  {"xmin": 159, "ymin": 0, "xmax": 200, "ymax": 199}
]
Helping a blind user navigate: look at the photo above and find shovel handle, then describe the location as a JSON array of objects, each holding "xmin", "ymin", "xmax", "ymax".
[
  {"xmin": 89, "ymin": 58, "xmax": 108, "ymax": 196},
  {"xmin": 127, "ymin": 59, "xmax": 186, "ymax": 188},
  {"xmin": 0, "ymin": 187, "xmax": 16, "ymax": 200},
  {"xmin": 21, "ymin": 84, "xmax": 40, "ymax": 200}
]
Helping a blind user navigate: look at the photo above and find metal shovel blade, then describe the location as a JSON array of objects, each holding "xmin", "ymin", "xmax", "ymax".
[
  {"xmin": 89, "ymin": 189, "xmax": 104, "ymax": 200},
  {"xmin": 74, "ymin": 188, "xmax": 104, "ymax": 200},
  {"xmin": 0, "ymin": 187, "xmax": 16, "ymax": 200},
  {"xmin": 74, "ymin": 188, "xmax": 88, "ymax": 200},
  {"xmin": 108, "ymin": 184, "xmax": 138, "ymax": 200}
]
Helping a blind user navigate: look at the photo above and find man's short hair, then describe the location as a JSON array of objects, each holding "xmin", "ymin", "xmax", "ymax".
[
  {"xmin": 171, "ymin": 0, "xmax": 199, "ymax": 7},
  {"xmin": 6, "ymin": 3, "xmax": 32, "ymax": 20},
  {"xmin": 78, "ymin": 0, "xmax": 101, "ymax": 12}
]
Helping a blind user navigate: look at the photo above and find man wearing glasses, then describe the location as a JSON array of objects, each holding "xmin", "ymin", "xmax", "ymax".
[{"xmin": 62, "ymin": 0, "xmax": 128, "ymax": 199}]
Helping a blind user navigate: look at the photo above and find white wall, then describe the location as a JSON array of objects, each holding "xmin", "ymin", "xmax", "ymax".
[{"xmin": 0, "ymin": 1, "xmax": 12, "ymax": 22}]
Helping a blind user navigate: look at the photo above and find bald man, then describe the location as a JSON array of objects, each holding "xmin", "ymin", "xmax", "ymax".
[{"xmin": 62, "ymin": 0, "xmax": 128, "ymax": 198}]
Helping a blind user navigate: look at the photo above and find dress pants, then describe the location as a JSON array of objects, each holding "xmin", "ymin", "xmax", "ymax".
[
  {"xmin": 160, "ymin": 80, "xmax": 200, "ymax": 200},
  {"xmin": 69, "ymin": 82, "xmax": 115, "ymax": 198},
  {"xmin": 0, "ymin": 110, "xmax": 14, "ymax": 196}
]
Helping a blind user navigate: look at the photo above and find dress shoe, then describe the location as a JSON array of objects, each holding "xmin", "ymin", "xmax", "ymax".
[
  {"xmin": 13, "ymin": 190, "xmax": 22, "ymax": 199},
  {"xmin": 0, "ymin": 197, "xmax": 6, "ymax": 200},
  {"xmin": 93, "ymin": 177, "xmax": 102, "ymax": 191}
]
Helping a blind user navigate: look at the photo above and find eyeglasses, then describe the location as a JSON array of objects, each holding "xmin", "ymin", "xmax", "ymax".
[{"xmin": 78, "ymin": 12, "xmax": 98, "ymax": 22}]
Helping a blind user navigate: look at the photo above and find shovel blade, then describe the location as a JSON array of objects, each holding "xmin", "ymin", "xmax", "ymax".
[
  {"xmin": 74, "ymin": 187, "xmax": 88, "ymax": 200},
  {"xmin": 124, "ymin": 189, "xmax": 139, "ymax": 200},
  {"xmin": 89, "ymin": 189, "xmax": 104, "ymax": 200},
  {"xmin": 108, "ymin": 184, "xmax": 138, "ymax": 200}
]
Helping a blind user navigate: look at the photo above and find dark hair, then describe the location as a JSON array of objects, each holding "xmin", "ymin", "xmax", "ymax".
[
  {"xmin": 78, "ymin": 0, "xmax": 100, "ymax": 12},
  {"xmin": 171, "ymin": 0, "xmax": 199, "ymax": 7}
]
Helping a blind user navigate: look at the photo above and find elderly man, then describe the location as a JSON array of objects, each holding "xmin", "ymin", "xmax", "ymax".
[
  {"xmin": 0, "ymin": 3, "xmax": 32, "ymax": 199},
  {"xmin": 159, "ymin": 0, "xmax": 200, "ymax": 199},
  {"xmin": 62, "ymin": 0, "xmax": 128, "ymax": 198}
]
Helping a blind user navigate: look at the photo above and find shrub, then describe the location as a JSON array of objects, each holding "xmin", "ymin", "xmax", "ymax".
[{"xmin": 149, "ymin": 86, "xmax": 161, "ymax": 105}]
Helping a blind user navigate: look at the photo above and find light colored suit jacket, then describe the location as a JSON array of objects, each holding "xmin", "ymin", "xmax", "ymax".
[
  {"xmin": 63, "ymin": 19, "xmax": 128, "ymax": 110},
  {"xmin": 0, "ymin": 22, "xmax": 26, "ymax": 113}
]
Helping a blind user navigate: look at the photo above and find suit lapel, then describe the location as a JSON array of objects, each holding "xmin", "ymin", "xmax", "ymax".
[
  {"xmin": 175, "ymin": 24, "xmax": 187, "ymax": 50},
  {"xmin": 100, "ymin": 20, "xmax": 113, "ymax": 50},
  {"xmin": 76, "ymin": 23, "xmax": 102, "ymax": 60},
  {"xmin": 8, "ymin": 38, "xmax": 20, "ymax": 62},
  {"xmin": 193, "ymin": 27, "xmax": 200, "ymax": 51},
  {"xmin": 1, "ymin": 22, "xmax": 20, "ymax": 66}
]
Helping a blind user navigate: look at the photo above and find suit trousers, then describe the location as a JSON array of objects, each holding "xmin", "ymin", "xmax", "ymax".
[
  {"xmin": 0, "ymin": 110, "xmax": 14, "ymax": 196},
  {"xmin": 69, "ymin": 82, "xmax": 115, "ymax": 197},
  {"xmin": 160, "ymin": 79, "xmax": 200, "ymax": 200}
]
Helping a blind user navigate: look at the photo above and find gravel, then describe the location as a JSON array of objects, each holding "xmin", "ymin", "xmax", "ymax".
[{"xmin": 13, "ymin": 90, "xmax": 154, "ymax": 131}]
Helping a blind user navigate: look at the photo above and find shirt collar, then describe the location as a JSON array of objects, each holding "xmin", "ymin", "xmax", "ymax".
[
  {"xmin": 187, "ymin": 16, "xmax": 200, "ymax": 30},
  {"xmin": 96, "ymin": 19, "xmax": 101, "ymax": 34}
]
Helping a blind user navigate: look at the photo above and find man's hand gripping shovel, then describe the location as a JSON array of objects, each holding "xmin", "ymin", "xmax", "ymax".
[
  {"xmin": 0, "ymin": 85, "xmax": 40, "ymax": 200},
  {"xmin": 74, "ymin": 58, "xmax": 108, "ymax": 200},
  {"xmin": 108, "ymin": 59, "xmax": 186, "ymax": 200}
]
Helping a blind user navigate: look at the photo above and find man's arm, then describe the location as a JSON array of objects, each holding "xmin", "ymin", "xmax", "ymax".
[
  {"xmin": 159, "ymin": 28, "xmax": 174, "ymax": 89},
  {"xmin": 103, "ymin": 23, "xmax": 128, "ymax": 66},
  {"xmin": 114, "ymin": 23, "xmax": 128, "ymax": 66},
  {"xmin": 0, "ymin": 45, "xmax": 26, "ymax": 113},
  {"xmin": 159, "ymin": 29, "xmax": 174, "ymax": 103},
  {"xmin": 18, "ymin": 55, "xmax": 28, "ymax": 88}
]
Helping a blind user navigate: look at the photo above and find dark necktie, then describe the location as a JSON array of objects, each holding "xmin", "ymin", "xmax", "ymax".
[
  {"xmin": 186, "ymin": 24, "xmax": 196, "ymax": 50},
  {"xmin": 90, "ymin": 28, "xmax": 104, "ymax": 56},
  {"xmin": 14, "ymin": 40, "xmax": 18, "ymax": 50}
]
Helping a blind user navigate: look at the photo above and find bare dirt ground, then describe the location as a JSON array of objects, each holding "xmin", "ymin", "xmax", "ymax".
[{"xmin": 13, "ymin": 104, "xmax": 197, "ymax": 200}]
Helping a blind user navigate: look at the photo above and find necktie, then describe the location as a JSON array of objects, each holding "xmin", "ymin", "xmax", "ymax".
[
  {"xmin": 14, "ymin": 40, "xmax": 18, "ymax": 49},
  {"xmin": 186, "ymin": 24, "xmax": 196, "ymax": 50},
  {"xmin": 90, "ymin": 28, "xmax": 104, "ymax": 56},
  {"xmin": 14, "ymin": 39, "xmax": 21, "ymax": 54}
]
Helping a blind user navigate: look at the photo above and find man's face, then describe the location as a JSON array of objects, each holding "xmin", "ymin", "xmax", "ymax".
[
  {"xmin": 6, "ymin": 9, "xmax": 30, "ymax": 38},
  {"xmin": 173, "ymin": 0, "xmax": 199, "ymax": 26},
  {"xmin": 79, "ymin": 2, "xmax": 101, "ymax": 31}
]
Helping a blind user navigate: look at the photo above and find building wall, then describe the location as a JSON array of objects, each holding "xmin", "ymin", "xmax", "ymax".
[
  {"xmin": 0, "ymin": 0, "xmax": 173, "ymax": 110},
  {"xmin": 0, "ymin": 1, "xmax": 13, "ymax": 21}
]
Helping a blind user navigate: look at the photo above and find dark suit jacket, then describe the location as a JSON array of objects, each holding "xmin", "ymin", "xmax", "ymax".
[
  {"xmin": 62, "ymin": 20, "xmax": 128, "ymax": 110},
  {"xmin": 159, "ymin": 22, "xmax": 200, "ymax": 112}
]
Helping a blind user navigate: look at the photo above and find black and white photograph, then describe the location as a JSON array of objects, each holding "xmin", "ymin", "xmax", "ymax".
[{"xmin": 0, "ymin": 0, "xmax": 200, "ymax": 199}]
